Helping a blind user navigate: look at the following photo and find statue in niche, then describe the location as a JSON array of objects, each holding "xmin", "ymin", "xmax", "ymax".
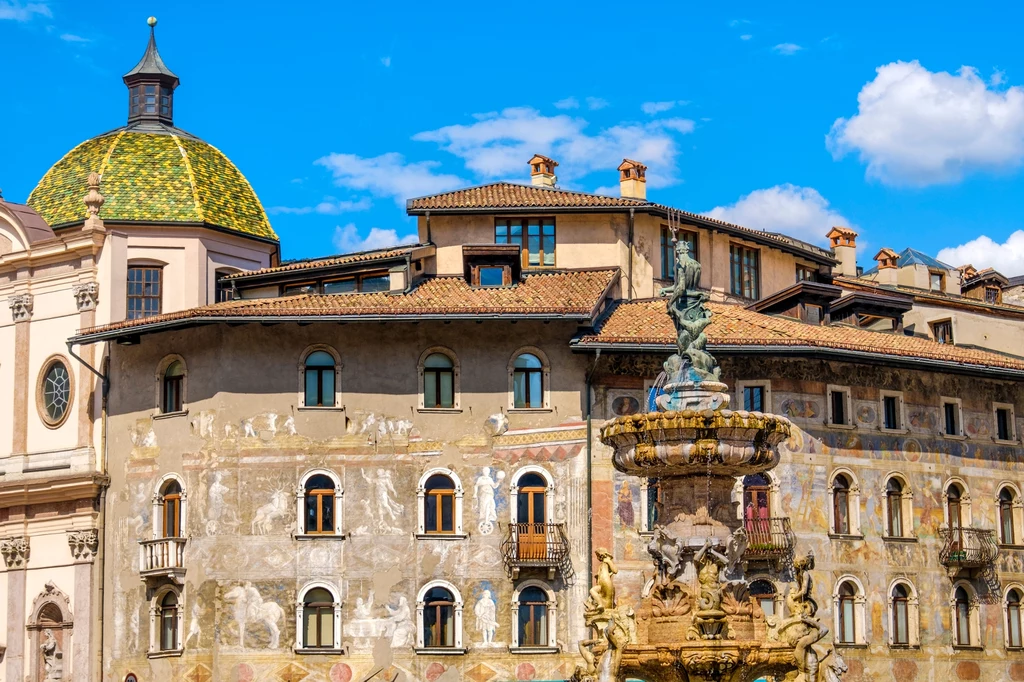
[
  {"xmin": 659, "ymin": 237, "xmax": 721, "ymax": 383},
  {"xmin": 40, "ymin": 628, "xmax": 62, "ymax": 681}
]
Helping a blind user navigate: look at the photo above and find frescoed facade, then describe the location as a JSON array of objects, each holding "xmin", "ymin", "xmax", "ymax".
[{"xmin": 4, "ymin": 16, "xmax": 1024, "ymax": 682}]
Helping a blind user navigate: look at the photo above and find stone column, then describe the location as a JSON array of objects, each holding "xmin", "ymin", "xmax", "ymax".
[
  {"xmin": 68, "ymin": 529, "xmax": 99, "ymax": 682},
  {"xmin": 2, "ymin": 535, "xmax": 30, "ymax": 682}
]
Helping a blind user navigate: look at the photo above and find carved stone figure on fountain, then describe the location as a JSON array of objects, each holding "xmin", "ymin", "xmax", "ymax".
[
  {"xmin": 773, "ymin": 553, "xmax": 842, "ymax": 682},
  {"xmin": 575, "ymin": 548, "xmax": 637, "ymax": 682},
  {"xmin": 687, "ymin": 538, "xmax": 733, "ymax": 640},
  {"xmin": 584, "ymin": 548, "xmax": 618, "ymax": 629}
]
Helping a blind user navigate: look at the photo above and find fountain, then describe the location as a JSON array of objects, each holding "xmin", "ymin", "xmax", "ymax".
[{"xmin": 572, "ymin": 238, "xmax": 846, "ymax": 682}]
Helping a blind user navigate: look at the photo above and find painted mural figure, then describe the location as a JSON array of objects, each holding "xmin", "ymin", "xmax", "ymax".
[
  {"xmin": 616, "ymin": 484, "xmax": 634, "ymax": 527},
  {"xmin": 474, "ymin": 589, "xmax": 498, "ymax": 645},
  {"xmin": 385, "ymin": 595, "xmax": 413, "ymax": 647},
  {"xmin": 354, "ymin": 590, "xmax": 375, "ymax": 619},
  {"xmin": 41, "ymin": 628, "xmax": 61, "ymax": 681},
  {"xmin": 473, "ymin": 467, "xmax": 505, "ymax": 535},
  {"xmin": 223, "ymin": 582, "xmax": 285, "ymax": 649},
  {"xmin": 362, "ymin": 469, "xmax": 405, "ymax": 532}
]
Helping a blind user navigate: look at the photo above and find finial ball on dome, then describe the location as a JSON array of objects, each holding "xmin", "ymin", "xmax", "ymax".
[{"xmin": 147, "ymin": 16, "xmax": 157, "ymax": 27}]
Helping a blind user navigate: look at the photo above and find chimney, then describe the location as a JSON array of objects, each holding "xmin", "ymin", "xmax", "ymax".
[
  {"xmin": 873, "ymin": 248, "xmax": 899, "ymax": 286},
  {"xmin": 826, "ymin": 226, "xmax": 858, "ymax": 278},
  {"xmin": 618, "ymin": 159, "xmax": 647, "ymax": 200},
  {"xmin": 528, "ymin": 154, "xmax": 558, "ymax": 188}
]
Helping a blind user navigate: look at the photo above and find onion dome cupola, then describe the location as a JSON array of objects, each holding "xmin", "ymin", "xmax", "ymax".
[
  {"xmin": 26, "ymin": 18, "xmax": 276, "ymax": 241},
  {"xmin": 123, "ymin": 17, "xmax": 179, "ymax": 125}
]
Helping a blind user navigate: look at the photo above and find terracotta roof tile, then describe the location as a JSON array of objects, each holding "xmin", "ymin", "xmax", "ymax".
[
  {"xmin": 77, "ymin": 269, "xmax": 619, "ymax": 337},
  {"xmin": 406, "ymin": 182, "xmax": 834, "ymax": 262},
  {"xmin": 224, "ymin": 246, "xmax": 420, "ymax": 280},
  {"xmin": 578, "ymin": 299, "xmax": 1024, "ymax": 372}
]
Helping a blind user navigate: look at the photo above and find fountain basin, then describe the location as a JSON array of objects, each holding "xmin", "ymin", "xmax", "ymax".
[{"xmin": 600, "ymin": 409, "xmax": 792, "ymax": 479}]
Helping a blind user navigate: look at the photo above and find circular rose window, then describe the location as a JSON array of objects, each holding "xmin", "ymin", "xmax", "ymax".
[{"xmin": 40, "ymin": 359, "xmax": 72, "ymax": 426}]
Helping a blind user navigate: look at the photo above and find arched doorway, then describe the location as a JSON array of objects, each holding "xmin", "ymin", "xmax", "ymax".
[{"xmin": 516, "ymin": 472, "xmax": 548, "ymax": 560}]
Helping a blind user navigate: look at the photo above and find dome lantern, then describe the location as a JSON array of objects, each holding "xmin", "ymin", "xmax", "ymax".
[{"xmin": 122, "ymin": 17, "xmax": 180, "ymax": 126}]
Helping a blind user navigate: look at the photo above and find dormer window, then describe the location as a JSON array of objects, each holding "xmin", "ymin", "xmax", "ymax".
[
  {"xmin": 479, "ymin": 266, "xmax": 506, "ymax": 287},
  {"xmin": 930, "ymin": 272, "xmax": 944, "ymax": 291},
  {"xmin": 495, "ymin": 218, "xmax": 555, "ymax": 268}
]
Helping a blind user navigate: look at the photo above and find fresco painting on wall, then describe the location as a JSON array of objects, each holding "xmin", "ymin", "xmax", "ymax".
[{"xmin": 474, "ymin": 467, "xmax": 505, "ymax": 535}]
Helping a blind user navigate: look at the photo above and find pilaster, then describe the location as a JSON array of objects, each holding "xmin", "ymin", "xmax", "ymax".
[
  {"xmin": 68, "ymin": 529, "xmax": 99, "ymax": 682},
  {"xmin": 2, "ymin": 535, "xmax": 30, "ymax": 681}
]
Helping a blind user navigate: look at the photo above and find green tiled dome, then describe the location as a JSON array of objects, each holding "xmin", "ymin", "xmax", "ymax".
[{"xmin": 27, "ymin": 127, "xmax": 276, "ymax": 240}]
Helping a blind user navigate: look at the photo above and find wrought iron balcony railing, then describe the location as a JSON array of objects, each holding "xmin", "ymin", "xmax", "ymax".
[
  {"xmin": 743, "ymin": 517, "xmax": 794, "ymax": 561},
  {"xmin": 139, "ymin": 536, "xmax": 187, "ymax": 581},
  {"xmin": 939, "ymin": 527, "xmax": 998, "ymax": 569},
  {"xmin": 500, "ymin": 522, "xmax": 574, "ymax": 584}
]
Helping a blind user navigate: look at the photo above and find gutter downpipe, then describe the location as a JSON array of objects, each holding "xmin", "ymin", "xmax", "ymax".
[
  {"xmin": 627, "ymin": 209, "xmax": 635, "ymax": 301},
  {"xmin": 67, "ymin": 339, "xmax": 109, "ymax": 682},
  {"xmin": 584, "ymin": 348, "xmax": 602, "ymax": 599}
]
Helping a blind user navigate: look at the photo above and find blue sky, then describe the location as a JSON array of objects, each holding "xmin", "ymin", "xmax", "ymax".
[{"xmin": 3, "ymin": 1, "xmax": 1024, "ymax": 274}]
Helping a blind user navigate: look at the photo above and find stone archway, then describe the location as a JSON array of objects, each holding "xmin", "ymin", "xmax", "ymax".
[{"xmin": 28, "ymin": 582, "xmax": 73, "ymax": 682}]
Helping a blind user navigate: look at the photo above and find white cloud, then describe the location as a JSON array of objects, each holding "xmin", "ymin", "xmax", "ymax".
[
  {"xmin": 60, "ymin": 33, "xmax": 89, "ymax": 42},
  {"xmin": 828, "ymin": 60, "xmax": 1024, "ymax": 186},
  {"xmin": 380, "ymin": 56, "xmax": 391, "ymax": 67},
  {"xmin": 554, "ymin": 97, "xmax": 579, "ymax": 110},
  {"xmin": 332, "ymin": 223, "xmax": 417, "ymax": 254},
  {"xmin": 586, "ymin": 97, "xmax": 610, "ymax": 110},
  {"xmin": 641, "ymin": 101, "xmax": 678, "ymax": 115},
  {"xmin": 773, "ymin": 43, "xmax": 803, "ymax": 55},
  {"xmin": 268, "ymin": 198, "xmax": 372, "ymax": 215},
  {"xmin": 937, "ymin": 231, "xmax": 1024, "ymax": 276},
  {"xmin": 315, "ymin": 152, "xmax": 466, "ymax": 205},
  {"xmin": 740, "ymin": 34, "xmax": 752, "ymax": 41},
  {"xmin": 413, "ymin": 107, "xmax": 695, "ymax": 187},
  {"xmin": 704, "ymin": 184, "xmax": 851, "ymax": 245},
  {"xmin": 0, "ymin": 1, "xmax": 50, "ymax": 20}
]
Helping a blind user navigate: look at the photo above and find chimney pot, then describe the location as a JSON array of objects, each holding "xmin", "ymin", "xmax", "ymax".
[
  {"xmin": 826, "ymin": 226, "xmax": 858, "ymax": 277},
  {"xmin": 617, "ymin": 159, "xmax": 647, "ymax": 200},
  {"xmin": 528, "ymin": 154, "xmax": 558, "ymax": 188}
]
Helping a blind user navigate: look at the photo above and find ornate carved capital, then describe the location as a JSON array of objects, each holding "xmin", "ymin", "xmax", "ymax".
[
  {"xmin": 73, "ymin": 282, "xmax": 99, "ymax": 312},
  {"xmin": 8, "ymin": 293, "xmax": 33, "ymax": 322},
  {"xmin": 0, "ymin": 536, "xmax": 30, "ymax": 568},
  {"xmin": 67, "ymin": 529, "xmax": 99, "ymax": 562}
]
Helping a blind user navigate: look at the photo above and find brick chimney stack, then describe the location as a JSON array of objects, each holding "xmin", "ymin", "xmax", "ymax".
[
  {"xmin": 618, "ymin": 159, "xmax": 647, "ymax": 200},
  {"xmin": 528, "ymin": 154, "xmax": 558, "ymax": 188},
  {"xmin": 826, "ymin": 226, "xmax": 858, "ymax": 278}
]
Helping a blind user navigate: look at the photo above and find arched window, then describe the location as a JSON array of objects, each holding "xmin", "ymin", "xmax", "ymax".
[
  {"xmin": 424, "ymin": 474, "xmax": 455, "ymax": 534},
  {"xmin": 162, "ymin": 360, "xmax": 184, "ymax": 413},
  {"xmin": 161, "ymin": 479, "xmax": 183, "ymax": 538},
  {"xmin": 1008, "ymin": 588, "xmax": 1023, "ymax": 649},
  {"xmin": 304, "ymin": 474, "xmax": 336, "ymax": 534},
  {"xmin": 749, "ymin": 579, "xmax": 777, "ymax": 618},
  {"xmin": 513, "ymin": 353, "xmax": 544, "ymax": 408},
  {"xmin": 891, "ymin": 584, "xmax": 909, "ymax": 645},
  {"xmin": 1000, "ymin": 487, "xmax": 1016, "ymax": 545},
  {"xmin": 416, "ymin": 581, "xmax": 464, "ymax": 651},
  {"xmin": 886, "ymin": 477, "xmax": 904, "ymax": 537},
  {"xmin": 304, "ymin": 350, "xmax": 336, "ymax": 407},
  {"xmin": 423, "ymin": 353, "xmax": 454, "ymax": 409},
  {"xmin": 955, "ymin": 586, "xmax": 972, "ymax": 646},
  {"xmin": 837, "ymin": 581, "xmax": 857, "ymax": 644},
  {"xmin": 511, "ymin": 468, "xmax": 553, "ymax": 562},
  {"xmin": 295, "ymin": 470, "xmax": 343, "ymax": 538},
  {"xmin": 515, "ymin": 585, "xmax": 552, "ymax": 649},
  {"xmin": 295, "ymin": 582, "xmax": 342, "ymax": 651},
  {"xmin": 149, "ymin": 586, "xmax": 183, "ymax": 655},
  {"xmin": 160, "ymin": 591, "xmax": 179, "ymax": 651},
  {"xmin": 833, "ymin": 475, "xmax": 851, "ymax": 535},
  {"xmin": 743, "ymin": 473, "xmax": 773, "ymax": 546},
  {"xmin": 948, "ymin": 484, "xmax": 964, "ymax": 529}
]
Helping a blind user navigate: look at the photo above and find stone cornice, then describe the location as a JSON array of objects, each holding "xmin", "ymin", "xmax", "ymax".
[{"xmin": 0, "ymin": 471, "xmax": 108, "ymax": 507}]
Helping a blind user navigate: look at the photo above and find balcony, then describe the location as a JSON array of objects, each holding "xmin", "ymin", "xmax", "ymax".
[
  {"xmin": 743, "ymin": 517, "xmax": 794, "ymax": 570},
  {"xmin": 939, "ymin": 528, "xmax": 998, "ymax": 571},
  {"xmin": 139, "ymin": 537, "xmax": 187, "ymax": 583},
  {"xmin": 500, "ymin": 523, "xmax": 574, "ymax": 584}
]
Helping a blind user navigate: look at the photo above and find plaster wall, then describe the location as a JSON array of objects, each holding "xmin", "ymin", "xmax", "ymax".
[
  {"xmin": 590, "ymin": 353, "xmax": 1024, "ymax": 681},
  {"xmin": 904, "ymin": 303, "xmax": 1024, "ymax": 357},
  {"xmin": 101, "ymin": 320, "xmax": 592, "ymax": 682}
]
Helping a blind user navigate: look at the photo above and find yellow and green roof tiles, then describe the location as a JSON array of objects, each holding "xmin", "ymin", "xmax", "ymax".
[{"xmin": 27, "ymin": 128, "xmax": 276, "ymax": 240}]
